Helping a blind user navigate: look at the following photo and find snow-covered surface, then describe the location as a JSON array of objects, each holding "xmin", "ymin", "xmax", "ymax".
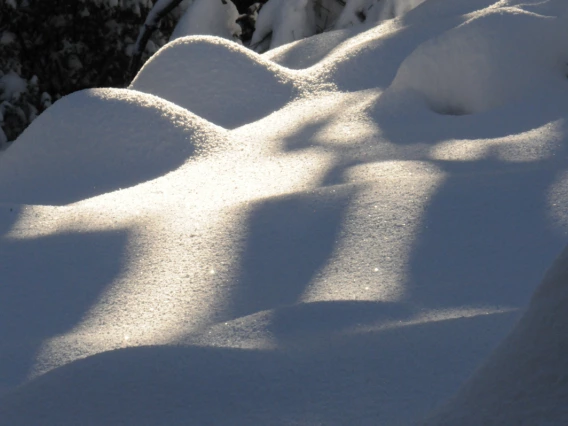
[
  {"xmin": 422, "ymin": 242, "xmax": 568, "ymax": 425},
  {"xmin": 391, "ymin": 6, "xmax": 568, "ymax": 114},
  {"xmin": 129, "ymin": 36, "xmax": 300, "ymax": 128},
  {"xmin": 2, "ymin": 0, "xmax": 568, "ymax": 424},
  {"xmin": 0, "ymin": 88, "xmax": 224, "ymax": 205}
]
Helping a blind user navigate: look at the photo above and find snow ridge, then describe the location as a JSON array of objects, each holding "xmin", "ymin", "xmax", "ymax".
[{"xmin": 0, "ymin": 88, "xmax": 225, "ymax": 205}]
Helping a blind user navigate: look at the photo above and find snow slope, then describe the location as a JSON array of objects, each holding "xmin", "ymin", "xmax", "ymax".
[
  {"xmin": 2, "ymin": 0, "xmax": 568, "ymax": 424},
  {"xmin": 422, "ymin": 242, "xmax": 568, "ymax": 425}
]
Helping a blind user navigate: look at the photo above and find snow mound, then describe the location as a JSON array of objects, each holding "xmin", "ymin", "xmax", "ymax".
[
  {"xmin": 422, "ymin": 243, "xmax": 568, "ymax": 426},
  {"xmin": 130, "ymin": 36, "xmax": 297, "ymax": 129},
  {"xmin": 0, "ymin": 88, "xmax": 224, "ymax": 205},
  {"xmin": 391, "ymin": 8, "xmax": 568, "ymax": 115}
]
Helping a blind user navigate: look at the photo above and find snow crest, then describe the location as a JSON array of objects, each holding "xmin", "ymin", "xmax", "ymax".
[
  {"xmin": 0, "ymin": 88, "xmax": 224, "ymax": 205},
  {"xmin": 130, "ymin": 36, "xmax": 297, "ymax": 128}
]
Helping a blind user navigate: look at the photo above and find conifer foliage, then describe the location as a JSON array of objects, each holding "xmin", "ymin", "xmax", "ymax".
[{"xmin": 0, "ymin": 0, "xmax": 179, "ymax": 144}]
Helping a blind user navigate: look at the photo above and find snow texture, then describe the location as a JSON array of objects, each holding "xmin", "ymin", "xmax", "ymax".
[
  {"xmin": 422, "ymin": 243, "xmax": 568, "ymax": 425},
  {"xmin": 130, "ymin": 36, "xmax": 298, "ymax": 128},
  {"xmin": 0, "ymin": 88, "xmax": 224, "ymax": 204},
  {"xmin": 2, "ymin": 0, "xmax": 568, "ymax": 424}
]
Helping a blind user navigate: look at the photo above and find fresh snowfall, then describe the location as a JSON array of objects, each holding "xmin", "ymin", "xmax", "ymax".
[{"xmin": 1, "ymin": 0, "xmax": 568, "ymax": 424}]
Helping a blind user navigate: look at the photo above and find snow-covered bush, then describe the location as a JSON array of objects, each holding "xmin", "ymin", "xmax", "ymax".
[
  {"xmin": 336, "ymin": 0, "xmax": 426, "ymax": 28},
  {"xmin": 136, "ymin": 0, "xmax": 266, "ymax": 54},
  {"xmin": 171, "ymin": 0, "xmax": 242, "ymax": 43},
  {"xmin": 140, "ymin": 0, "xmax": 345, "ymax": 54},
  {"xmin": 0, "ymin": 0, "xmax": 181, "ymax": 144},
  {"xmin": 163, "ymin": 0, "xmax": 422, "ymax": 53},
  {"xmin": 250, "ymin": 0, "xmax": 345, "ymax": 52}
]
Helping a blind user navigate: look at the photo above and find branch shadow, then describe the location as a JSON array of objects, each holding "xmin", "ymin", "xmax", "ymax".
[
  {"xmin": 0, "ymin": 206, "xmax": 129, "ymax": 394},
  {"xmin": 369, "ymin": 86, "xmax": 568, "ymax": 147},
  {"xmin": 271, "ymin": 86, "xmax": 568, "ymax": 309},
  {"xmin": 0, "ymin": 303, "xmax": 519, "ymax": 426},
  {"xmin": 226, "ymin": 188, "xmax": 353, "ymax": 320},
  {"xmin": 276, "ymin": 84, "xmax": 568, "ymax": 197},
  {"xmin": 406, "ymin": 157, "xmax": 568, "ymax": 310}
]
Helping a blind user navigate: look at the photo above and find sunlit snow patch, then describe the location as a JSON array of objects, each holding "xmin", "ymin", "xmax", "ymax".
[
  {"xmin": 130, "ymin": 36, "xmax": 297, "ymax": 128},
  {"xmin": 429, "ymin": 121, "xmax": 563, "ymax": 162}
]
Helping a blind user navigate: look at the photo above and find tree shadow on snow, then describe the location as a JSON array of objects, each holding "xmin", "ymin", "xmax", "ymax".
[
  {"xmin": 2, "ymin": 65, "xmax": 568, "ymax": 424},
  {"xmin": 406, "ymin": 156, "xmax": 568, "ymax": 310},
  {"xmin": 0, "ymin": 303, "xmax": 519, "ymax": 426},
  {"xmin": 0, "ymin": 206, "xmax": 129, "ymax": 394},
  {"xmin": 371, "ymin": 90, "xmax": 568, "ymax": 309},
  {"xmin": 369, "ymin": 87, "xmax": 568, "ymax": 147},
  {"xmin": 225, "ymin": 189, "xmax": 352, "ymax": 320},
  {"xmin": 196, "ymin": 85, "xmax": 568, "ymax": 422},
  {"xmin": 276, "ymin": 86, "xmax": 568, "ymax": 313}
]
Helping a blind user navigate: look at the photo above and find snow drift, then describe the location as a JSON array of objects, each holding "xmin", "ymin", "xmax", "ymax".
[
  {"xmin": 0, "ymin": 88, "xmax": 224, "ymax": 205},
  {"xmin": 422, "ymin": 243, "xmax": 568, "ymax": 426},
  {"xmin": 1, "ymin": 0, "xmax": 568, "ymax": 424},
  {"xmin": 130, "ymin": 36, "xmax": 297, "ymax": 128},
  {"xmin": 391, "ymin": 6, "xmax": 568, "ymax": 114}
]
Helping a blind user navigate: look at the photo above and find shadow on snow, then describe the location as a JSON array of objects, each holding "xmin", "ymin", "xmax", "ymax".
[{"xmin": 0, "ymin": 207, "xmax": 129, "ymax": 394}]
